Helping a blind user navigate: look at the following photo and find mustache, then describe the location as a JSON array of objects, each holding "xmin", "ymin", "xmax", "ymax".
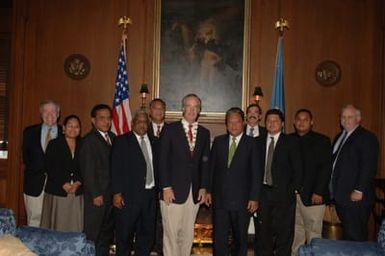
[{"xmin": 248, "ymin": 116, "xmax": 257, "ymax": 120}]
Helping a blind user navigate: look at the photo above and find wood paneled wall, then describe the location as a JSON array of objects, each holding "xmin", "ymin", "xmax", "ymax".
[{"xmin": 3, "ymin": 0, "xmax": 385, "ymax": 223}]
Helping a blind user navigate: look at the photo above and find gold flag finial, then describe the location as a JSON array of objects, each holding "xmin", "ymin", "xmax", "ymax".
[
  {"xmin": 275, "ymin": 18, "xmax": 289, "ymax": 35},
  {"xmin": 118, "ymin": 16, "xmax": 132, "ymax": 56},
  {"xmin": 118, "ymin": 16, "xmax": 133, "ymax": 29},
  {"xmin": 118, "ymin": 16, "xmax": 133, "ymax": 41}
]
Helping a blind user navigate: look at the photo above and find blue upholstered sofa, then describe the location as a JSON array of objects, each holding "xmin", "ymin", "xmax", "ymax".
[
  {"xmin": 0, "ymin": 208, "xmax": 95, "ymax": 256},
  {"xmin": 298, "ymin": 219, "xmax": 385, "ymax": 256}
]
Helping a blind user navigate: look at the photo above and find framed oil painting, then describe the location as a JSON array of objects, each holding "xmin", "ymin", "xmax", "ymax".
[{"xmin": 153, "ymin": 0, "xmax": 251, "ymax": 119}]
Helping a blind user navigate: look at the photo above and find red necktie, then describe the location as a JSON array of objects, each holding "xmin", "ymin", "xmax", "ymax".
[
  {"xmin": 188, "ymin": 124, "xmax": 193, "ymax": 143},
  {"xmin": 156, "ymin": 125, "xmax": 161, "ymax": 138}
]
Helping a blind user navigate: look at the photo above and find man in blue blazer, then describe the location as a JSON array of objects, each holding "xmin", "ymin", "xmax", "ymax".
[
  {"xmin": 159, "ymin": 94, "xmax": 210, "ymax": 256},
  {"xmin": 22, "ymin": 99, "xmax": 61, "ymax": 227},
  {"xmin": 112, "ymin": 110, "xmax": 157, "ymax": 256},
  {"xmin": 207, "ymin": 107, "xmax": 261, "ymax": 256},
  {"xmin": 331, "ymin": 104, "xmax": 379, "ymax": 241}
]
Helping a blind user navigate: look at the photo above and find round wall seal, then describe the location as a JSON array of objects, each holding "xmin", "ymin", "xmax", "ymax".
[
  {"xmin": 64, "ymin": 54, "xmax": 90, "ymax": 80},
  {"xmin": 315, "ymin": 60, "xmax": 341, "ymax": 86}
]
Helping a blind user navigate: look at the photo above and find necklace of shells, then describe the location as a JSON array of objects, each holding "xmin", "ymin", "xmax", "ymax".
[{"xmin": 185, "ymin": 125, "xmax": 198, "ymax": 152}]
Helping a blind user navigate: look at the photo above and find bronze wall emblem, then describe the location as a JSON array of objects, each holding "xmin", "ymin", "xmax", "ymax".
[
  {"xmin": 64, "ymin": 54, "xmax": 90, "ymax": 80},
  {"xmin": 315, "ymin": 60, "xmax": 341, "ymax": 86}
]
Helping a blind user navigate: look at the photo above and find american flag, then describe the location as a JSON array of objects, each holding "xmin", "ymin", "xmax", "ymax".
[{"xmin": 111, "ymin": 44, "xmax": 132, "ymax": 135}]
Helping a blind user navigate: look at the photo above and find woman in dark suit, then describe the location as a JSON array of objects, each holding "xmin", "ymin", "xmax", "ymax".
[{"xmin": 40, "ymin": 114, "xmax": 83, "ymax": 232}]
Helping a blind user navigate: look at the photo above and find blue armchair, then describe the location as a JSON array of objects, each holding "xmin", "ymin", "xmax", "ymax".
[
  {"xmin": 298, "ymin": 219, "xmax": 385, "ymax": 256},
  {"xmin": 0, "ymin": 208, "xmax": 95, "ymax": 256}
]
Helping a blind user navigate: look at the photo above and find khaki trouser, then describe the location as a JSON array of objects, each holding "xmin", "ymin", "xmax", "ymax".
[
  {"xmin": 160, "ymin": 188, "xmax": 200, "ymax": 256},
  {"xmin": 291, "ymin": 194, "xmax": 325, "ymax": 256}
]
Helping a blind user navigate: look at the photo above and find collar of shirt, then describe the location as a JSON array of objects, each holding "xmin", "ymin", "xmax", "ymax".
[
  {"xmin": 181, "ymin": 118, "xmax": 198, "ymax": 130},
  {"xmin": 332, "ymin": 127, "xmax": 356, "ymax": 153},
  {"xmin": 97, "ymin": 130, "xmax": 110, "ymax": 139},
  {"xmin": 266, "ymin": 132, "xmax": 281, "ymax": 147},
  {"xmin": 228, "ymin": 133, "xmax": 243, "ymax": 147},
  {"xmin": 42, "ymin": 123, "xmax": 58, "ymax": 134},
  {"xmin": 152, "ymin": 122, "xmax": 164, "ymax": 132},
  {"xmin": 246, "ymin": 124, "xmax": 259, "ymax": 137},
  {"xmin": 345, "ymin": 125, "xmax": 358, "ymax": 138},
  {"xmin": 41, "ymin": 124, "xmax": 58, "ymax": 143},
  {"xmin": 133, "ymin": 132, "xmax": 150, "ymax": 144}
]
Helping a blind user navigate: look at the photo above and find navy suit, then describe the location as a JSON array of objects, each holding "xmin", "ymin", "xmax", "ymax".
[
  {"xmin": 332, "ymin": 126, "xmax": 379, "ymax": 241},
  {"xmin": 159, "ymin": 121, "xmax": 210, "ymax": 203},
  {"xmin": 111, "ymin": 132, "xmax": 157, "ymax": 256},
  {"xmin": 210, "ymin": 133, "xmax": 261, "ymax": 256},
  {"xmin": 22, "ymin": 124, "xmax": 62, "ymax": 196},
  {"xmin": 158, "ymin": 120, "xmax": 210, "ymax": 256}
]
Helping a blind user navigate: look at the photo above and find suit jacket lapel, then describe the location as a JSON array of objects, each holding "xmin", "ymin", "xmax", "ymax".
[
  {"xmin": 224, "ymin": 136, "xmax": 230, "ymax": 167},
  {"xmin": 93, "ymin": 128, "xmax": 112, "ymax": 147},
  {"xmin": 339, "ymin": 126, "xmax": 361, "ymax": 155},
  {"xmin": 128, "ymin": 132, "xmax": 146, "ymax": 163},
  {"xmin": 272, "ymin": 133, "xmax": 284, "ymax": 163},
  {"xmin": 230, "ymin": 134, "xmax": 245, "ymax": 165},
  {"xmin": 37, "ymin": 124, "xmax": 45, "ymax": 154},
  {"xmin": 177, "ymin": 122, "xmax": 192, "ymax": 158},
  {"xmin": 193, "ymin": 126, "xmax": 203, "ymax": 159}
]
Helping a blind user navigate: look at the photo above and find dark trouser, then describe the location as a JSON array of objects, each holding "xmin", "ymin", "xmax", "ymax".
[
  {"xmin": 153, "ymin": 198, "xmax": 163, "ymax": 255},
  {"xmin": 213, "ymin": 208, "xmax": 251, "ymax": 256},
  {"xmin": 253, "ymin": 215, "xmax": 259, "ymax": 256},
  {"xmin": 84, "ymin": 202, "xmax": 114, "ymax": 256},
  {"xmin": 115, "ymin": 189, "xmax": 156, "ymax": 256},
  {"xmin": 335, "ymin": 202, "xmax": 372, "ymax": 241},
  {"xmin": 257, "ymin": 199, "xmax": 296, "ymax": 256}
]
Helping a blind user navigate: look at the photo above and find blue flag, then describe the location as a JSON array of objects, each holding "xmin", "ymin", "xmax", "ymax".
[{"xmin": 271, "ymin": 36, "xmax": 285, "ymax": 117}]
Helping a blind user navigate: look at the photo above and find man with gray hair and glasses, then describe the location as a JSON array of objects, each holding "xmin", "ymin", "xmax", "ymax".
[
  {"xmin": 330, "ymin": 104, "xmax": 379, "ymax": 241},
  {"xmin": 22, "ymin": 99, "xmax": 61, "ymax": 227}
]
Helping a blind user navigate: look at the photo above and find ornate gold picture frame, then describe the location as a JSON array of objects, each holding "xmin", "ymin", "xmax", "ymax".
[{"xmin": 153, "ymin": 0, "xmax": 251, "ymax": 120}]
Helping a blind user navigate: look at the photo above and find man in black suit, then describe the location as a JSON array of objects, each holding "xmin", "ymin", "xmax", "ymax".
[
  {"xmin": 331, "ymin": 104, "xmax": 379, "ymax": 241},
  {"xmin": 207, "ymin": 107, "xmax": 261, "ymax": 256},
  {"xmin": 245, "ymin": 103, "xmax": 267, "ymax": 138},
  {"xmin": 148, "ymin": 98, "xmax": 167, "ymax": 141},
  {"xmin": 159, "ymin": 93, "xmax": 210, "ymax": 256},
  {"xmin": 111, "ymin": 110, "xmax": 157, "ymax": 256},
  {"xmin": 245, "ymin": 103, "xmax": 266, "ymax": 254},
  {"xmin": 148, "ymin": 98, "xmax": 167, "ymax": 255},
  {"xmin": 80, "ymin": 104, "xmax": 115, "ymax": 256},
  {"xmin": 22, "ymin": 99, "xmax": 61, "ymax": 227},
  {"xmin": 256, "ymin": 109, "xmax": 302, "ymax": 256},
  {"xmin": 291, "ymin": 109, "xmax": 332, "ymax": 255}
]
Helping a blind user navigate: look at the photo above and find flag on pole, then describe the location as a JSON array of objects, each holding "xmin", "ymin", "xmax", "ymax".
[
  {"xmin": 111, "ymin": 44, "xmax": 132, "ymax": 135},
  {"xmin": 271, "ymin": 36, "xmax": 285, "ymax": 117}
]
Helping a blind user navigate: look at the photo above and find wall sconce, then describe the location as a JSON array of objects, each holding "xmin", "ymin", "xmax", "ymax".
[
  {"xmin": 253, "ymin": 86, "xmax": 264, "ymax": 105},
  {"xmin": 140, "ymin": 83, "xmax": 149, "ymax": 110}
]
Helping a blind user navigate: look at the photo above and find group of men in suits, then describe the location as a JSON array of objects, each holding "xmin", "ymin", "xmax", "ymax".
[
  {"xmin": 23, "ymin": 97, "xmax": 379, "ymax": 256},
  {"xmin": 208, "ymin": 103, "xmax": 378, "ymax": 256}
]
